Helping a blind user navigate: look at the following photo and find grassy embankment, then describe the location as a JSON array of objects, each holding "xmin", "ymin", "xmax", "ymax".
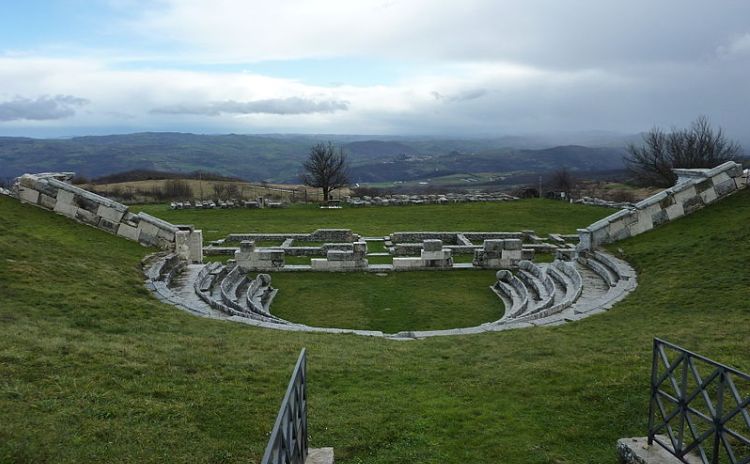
[
  {"xmin": 1, "ymin": 193, "xmax": 749, "ymax": 463},
  {"xmin": 137, "ymin": 198, "xmax": 608, "ymax": 242}
]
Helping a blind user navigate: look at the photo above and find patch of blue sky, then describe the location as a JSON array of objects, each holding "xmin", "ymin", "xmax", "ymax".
[
  {"xmin": 111, "ymin": 57, "xmax": 420, "ymax": 87},
  {"xmin": 0, "ymin": 0, "xmax": 145, "ymax": 54}
]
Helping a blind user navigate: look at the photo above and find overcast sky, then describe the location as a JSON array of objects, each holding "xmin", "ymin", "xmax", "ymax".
[{"xmin": 1, "ymin": 0, "xmax": 749, "ymax": 138}]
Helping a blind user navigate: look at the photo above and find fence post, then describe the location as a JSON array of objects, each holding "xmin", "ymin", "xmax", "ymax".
[{"xmin": 648, "ymin": 338, "xmax": 659, "ymax": 446}]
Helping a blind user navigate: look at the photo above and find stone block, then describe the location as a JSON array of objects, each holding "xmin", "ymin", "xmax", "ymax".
[
  {"xmin": 577, "ymin": 228, "xmax": 592, "ymax": 251},
  {"xmin": 97, "ymin": 205, "xmax": 125, "ymax": 223},
  {"xmin": 483, "ymin": 239, "xmax": 504, "ymax": 252},
  {"xmin": 75, "ymin": 208, "xmax": 99, "ymax": 225},
  {"xmin": 257, "ymin": 249, "xmax": 284, "ymax": 261},
  {"xmin": 311, "ymin": 259, "xmax": 366, "ymax": 271},
  {"xmin": 18, "ymin": 187, "xmax": 40, "ymax": 205},
  {"xmin": 421, "ymin": 249, "xmax": 451, "ymax": 261},
  {"xmin": 327, "ymin": 250, "xmax": 354, "ymax": 261},
  {"xmin": 556, "ymin": 248, "xmax": 577, "ymax": 261},
  {"xmin": 54, "ymin": 200, "xmax": 78, "ymax": 219},
  {"xmin": 352, "ymin": 241, "xmax": 368, "ymax": 254},
  {"xmin": 672, "ymin": 185, "xmax": 697, "ymax": 204},
  {"xmin": 423, "ymin": 239, "xmax": 443, "ymax": 252},
  {"xmin": 240, "ymin": 240, "xmax": 255, "ymax": 252},
  {"xmin": 651, "ymin": 209, "xmax": 669, "ymax": 227},
  {"xmin": 699, "ymin": 187, "xmax": 718, "ymax": 204},
  {"xmin": 607, "ymin": 218, "xmax": 627, "ymax": 235},
  {"xmin": 617, "ymin": 437, "xmax": 700, "ymax": 464},
  {"xmin": 55, "ymin": 189, "xmax": 75, "ymax": 206},
  {"xmin": 504, "ymin": 239, "xmax": 522, "ymax": 250},
  {"xmin": 156, "ymin": 226, "xmax": 176, "ymax": 242},
  {"xmin": 39, "ymin": 193, "xmax": 57, "ymax": 209},
  {"xmin": 664, "ymin": 203, "xmax": 684, "ymax": 221},
  {"xmin": 98, "ymin": 217, "xmax": 120, "ymax": 234},
  {"xmin": 682, "ymin": 195, "xmax": 704, "ymax": 214},
  {"xmin": 187, "ymin": 229, "xmax": 203, "ymax": 263},
  {"xmin": 591, "ymin": 227, "xmax": 610, "ymax": 246},
  {"xmin": 710, "ymin": 171, "xmax": 732, "ymax": 186},
  {"xmin": 521, "ymin": 248, "xmax": 535, "ymax": 260},
  {"xmin": 117, "ymin": 223, "xmax": 140, "ymax": 241},
  {"xmin": 714, "ymin": 178, "xmax": 737, "ymax": 197},
  {"xmin": 393, "ymin": 257, "xmax": 423, "ymax": 270},
  {"xmin": 501, "ymin": 249, "xmax": 522, "ymax": 261},
  {"xmin": 175, "ymin": 230, "xmax": 191, "ymax": 261},
  {"xmin": 137, "ymin": 220, "xmax": 160, "ymax": 242}
]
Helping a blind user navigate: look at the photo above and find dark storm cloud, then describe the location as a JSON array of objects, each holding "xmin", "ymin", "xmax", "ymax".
[
  {"xmin": 0, "ymin": 95, "xmax": 89, "ymax": 121},
  {"xmin": 151, "ymin": 97, "xmax": 349, "ymax": 116}
]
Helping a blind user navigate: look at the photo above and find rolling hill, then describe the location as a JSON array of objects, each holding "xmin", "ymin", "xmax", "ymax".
[{"xmin": 0, "ymin": 132, "xmax": 629, "ymax": 185}]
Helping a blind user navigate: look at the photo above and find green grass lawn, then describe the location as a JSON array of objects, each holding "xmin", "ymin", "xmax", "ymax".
[
  {"xmin": 270, "ymin": 271, "xmax": 502, "ymax": 333},
  {"xmin": 136, "ymin": 199, "xmax": 610, "ymax": 242},
  {"xmin": 284, "ymin": 255, "xmax": 312, "ymax": 265},
  {"xmin": 1, "ymin": 192, "xmax": 749, "ymax": 463},
  {"xmin": 365, "ymin": 240, "xmax": 388, "ymax": 253}
]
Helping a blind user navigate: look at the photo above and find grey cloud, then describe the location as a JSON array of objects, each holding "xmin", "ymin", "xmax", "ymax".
[
  {"xmin": 432, "ymin": 89, "xmax": 488, "ymax": 103},
  {"xmin": 151, "ymin": 97, "xmax": 349, "ymax": 116},
  {"xmin": 0, "ymin": 95, "xmax": 89, "ymax": 121}
]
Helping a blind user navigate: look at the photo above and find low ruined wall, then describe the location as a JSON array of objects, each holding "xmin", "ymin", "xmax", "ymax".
[
  {"xmin": 13, "ymin": 172, "xmax": 203, "ymax": 263},
  {"xmin": 578, "ymin": 162, "xmax": 748, "ymax": 250},
  {"xmin": 225, "ymin": 229, "xmax": 357, "ymax": 244},
  {"xmin": 391, "ymin": 232, "xmax": 523, "ymax": 244}
]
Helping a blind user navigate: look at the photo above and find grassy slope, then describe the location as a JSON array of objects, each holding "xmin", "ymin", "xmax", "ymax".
[
  {"xmin": 136, "ymin": 199, "xmax": 609, "ymax": 241},
  {"xmin": 1, "ymin": 193, "xmax": 749, "ymax": 463}
]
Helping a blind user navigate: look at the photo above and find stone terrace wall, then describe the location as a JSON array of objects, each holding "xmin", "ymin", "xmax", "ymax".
[
  {"xmin": 578, "ymin": 162, "xmax": 748, "ymax": 250},
  {"xmin": 13, "ymin": 172, "xmax": 203, "ymax": 263}
]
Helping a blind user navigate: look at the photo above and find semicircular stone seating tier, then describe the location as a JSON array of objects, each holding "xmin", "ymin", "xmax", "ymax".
[{"xmin": 145, "ymin": 249, "xmax": 637, "ymax": 340}]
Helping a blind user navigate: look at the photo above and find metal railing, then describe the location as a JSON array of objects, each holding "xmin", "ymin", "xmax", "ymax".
[
  {"xmin": 262, "ymin": 349, "xmax": 308, "ymax": 464},
  {"xmin": 648, "ymin": 338, "xmax": 750, "ymax": 463}
]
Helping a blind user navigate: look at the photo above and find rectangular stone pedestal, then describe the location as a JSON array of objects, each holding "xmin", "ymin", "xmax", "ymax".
[
  {"xmin": 306, "ymin": 447, "xmax": 334, "ymax": 464},
  {"xmin": 617, "ymin": 437, "xmax": 701, "ymax": 464}
]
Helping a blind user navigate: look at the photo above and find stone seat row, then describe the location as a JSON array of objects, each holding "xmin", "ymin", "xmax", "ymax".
[
  {"xmin": 491, "ymin": 260, "xmax": 582, "ymax": 323},
  {"xmin": 195, "ymin": 263, "xmax": 286, "ymax": 324},
  {"xmin": 487, "ymin": 250, "xmax": 636, "ymax": 327}
]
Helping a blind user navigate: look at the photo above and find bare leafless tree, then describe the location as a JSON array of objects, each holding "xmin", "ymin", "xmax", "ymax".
[
  {"xmin": 548, "ymin": 167, "xmax": 577, "ymax": 195},
  {"xmin": 301, "ymin": 142, "xmax": 349, "ymax": 202},
  {"xmin": 626, "ymin": 116, "xmax": 741, "ymax": 187}
]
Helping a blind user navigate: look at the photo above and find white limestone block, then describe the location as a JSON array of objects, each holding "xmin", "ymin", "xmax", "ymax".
[
  {"xmin": 39, "ymin": 193, "xmax": 56, "ymax": 209},
  {"xmin": 18, "ymin": 187, "xmax": 40, "ymax": 205},
  {"xmin": 422, "ymin": 239, "xmax": 443, "ymax": 252},
  {"xmin": 504, "ymin": 239, "xmax": 523, "ymax": 250},
  {"xmin": 393, "ymin": 257, "xmax": 422, "ymax": 270},
  {"xmin": 665, "ymin": 203, "xmax": 684, "ymax": 221},
  {"xmin": 117, "ymin": 223, "xmax": 140, "ymax": 241},
  {"xmin": 55, "ymin": 189, "xmax": 75, "ymax": 206},
  {"xmin": 54, "ymin": 200, "xmax": 78, "ymax": 218},
  {"xmin": 97, "ymin": 205, "xmax": 125, "ymax": 223},
  {"xmin": 501, "ymin": 249, "xmax": 522, "ymax": 260},
  {"xmin": 421, "ymin": 250, "xmax": 451, "ymax": 261},
  {"xmin": 672, "ymin": 185, "xmax": 697, "ymax": 204},
  {"xmin": 699, "ymin": 187, "xmax": 718, "ymax": 204}
]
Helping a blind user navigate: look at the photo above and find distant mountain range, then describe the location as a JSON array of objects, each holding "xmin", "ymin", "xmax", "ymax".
[{"xmin": 0, "ymin": 132, "xmax": 634, "ymax": 185}]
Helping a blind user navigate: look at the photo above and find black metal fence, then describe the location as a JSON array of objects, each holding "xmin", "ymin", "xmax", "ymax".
[
  {"xmin": 648, "ymin": 338, "xmax": 750, "ymax": 463},
  {"xmin": 262, "ymin": 349, "xmax": 308, "ymax": 464}
]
